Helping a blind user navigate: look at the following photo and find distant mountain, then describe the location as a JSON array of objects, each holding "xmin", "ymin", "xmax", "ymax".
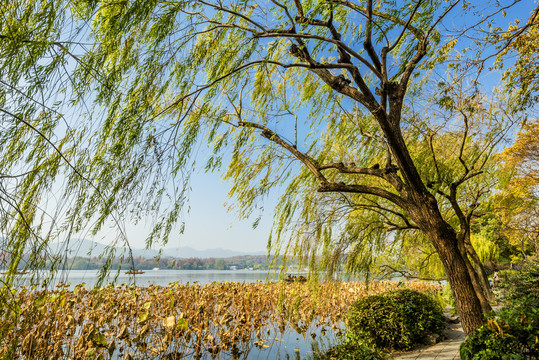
[
  {"xmin": 50, "ymin": 238, "xmax": 110, "ymax": 257},
  {"xmin": 50, "ymin": 239, "xmax": 266, "ymax": 259}
]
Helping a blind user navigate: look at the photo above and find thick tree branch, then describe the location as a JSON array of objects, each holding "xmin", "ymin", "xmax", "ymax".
[
  {"xmin": 458, "ymin": 111, "xmax": 470, "ymax": 174},
  {"xmin": 363, "ymin": 0, "xmax": 382, "ymax": 72},
  {"xmin": 398, "ymin": 36, "xmax": 429, "ymax": 93},
  {"xmin": 256, "ymin": 31, "xmax": 383, "ymax": 79},
  {"xmin": 295, "ymin": 12, "xmax": 352, "ymax": 65},
  {"xmin": 293, "ymin": 0, "xmax": 304, "ymax": 18},
  {"xmin": 237, "ymin": 122, "xmax": 407, "ymax": 208},
  {"xmin": 318, "ymin": 182, "xmax": 407, "ymax": 208},
  {"xmin": 380, "ymin": 265, "xmax": 446, "ymax": 281},
  {"xmin": 238, "ymin": 121, "xmax": 328, "ymax": 185},
  {"xmin": 287, "ymin": 43, "xmax": 378, "ymax": 109},
  {"xmin": 318, "ymin": 161, "xmax": 404, "ymax": 192},
  {"xmin": 318, "ymin": 162, "xmax": 386, "ymax": 176}
]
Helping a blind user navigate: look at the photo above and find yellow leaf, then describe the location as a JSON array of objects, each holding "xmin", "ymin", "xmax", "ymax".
[
  {"xmin": 138, "ymin": 311, "xmax": 149, "ymax": 324},
  {"xmin": 163, "ymin": 315, "xmax": 176, "ymax": 328},
  {"xmin": 92, "ymin": 330, "xmax": 108, "ymax": 347}
]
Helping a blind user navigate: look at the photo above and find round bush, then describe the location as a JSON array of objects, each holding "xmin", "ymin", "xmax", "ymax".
[{"xmin": 346, "ymin": 288, "xmax": 445, "ymax": 350}]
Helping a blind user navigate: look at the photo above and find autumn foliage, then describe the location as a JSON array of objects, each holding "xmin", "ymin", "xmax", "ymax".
[{"xmin": 0, "ymin": 280, "xmax": 441, "ymax": 359}]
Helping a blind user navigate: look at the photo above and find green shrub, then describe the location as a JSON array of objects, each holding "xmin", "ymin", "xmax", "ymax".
[
  {"xmin": 345, "ymin": 289, "xmax": 445, "ymax": 350},
  {"xmin": 460, "ymin": 261, "xmax": 539, "ymax": 360},
  {"xmin": 459, "ymin": 304, "xmax": 539, "ymax": 359},
  {"xmin": 311, "ymin": 339, "xmax": 389, "ymax": 360},
  {"xmin": 498, "ymin": 261, "xmax": 539, "ymax": 307}
]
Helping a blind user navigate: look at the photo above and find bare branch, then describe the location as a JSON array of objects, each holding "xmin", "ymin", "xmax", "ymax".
[
  {"xmin": 380, "ymin": 264, "xmax": 446, "ymax": 281},
  {"xmin": 238, "ymin": 121, "xmax": 328, "ymax": 185},
  {"xmin": 331, "ymin": 0, "xmax": 425, "ymax": 40},
  {"xmin": 387, "ymin": 0, "xmax": 423, "ymax": 52},
  {"xmin": 197, "ymin": 0, "xmax": 267, "ymax": 31},
  {"xmin": 398, "ymin": 2, "xmax": 461, "ymax": 91},
  {"xmin": 363, "ymin": 0, "xmax": 382, "ymax": 71}
]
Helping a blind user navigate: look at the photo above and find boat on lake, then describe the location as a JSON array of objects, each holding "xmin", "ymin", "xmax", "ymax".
[{"xmin": 126, "ymin": 269, "xmax": 145, "ymax": 275}]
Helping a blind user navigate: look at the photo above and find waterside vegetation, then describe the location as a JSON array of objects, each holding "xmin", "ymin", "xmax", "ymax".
[
  {"xmin": 1, "ymin": 0, "xmax": 539, "ymax": 348},
  {"xmin": 0, "ymin": 280, "xmax": 442, "ymax": 359}
]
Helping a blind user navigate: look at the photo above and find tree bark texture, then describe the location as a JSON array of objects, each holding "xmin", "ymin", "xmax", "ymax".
[
  {"xmin": 405, "ymin": 195, "xmax": 486, "ymax": 335},
  {"xmin": 464, "ymin": 233, "xmax": 494, "ymax": 301},
  {"xmin": 460, "ymin": 239, "xmax": 493, "ymax": 314}
]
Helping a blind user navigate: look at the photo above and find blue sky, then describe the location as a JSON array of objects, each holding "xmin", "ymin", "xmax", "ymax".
[
  {"xmin": 71, "ymin": 0, "xmax": 536, "ymax": 254},
  {"xmin": 88, "ymin": 167, "xmax": 276, "ymax": 252},
  {"xmin": 163, "ymin": 170, "xmax": 275, "ymax": 252},
  {"xmin": 125, "ymin": 1, "xmax": 532, "ymax": 252}
]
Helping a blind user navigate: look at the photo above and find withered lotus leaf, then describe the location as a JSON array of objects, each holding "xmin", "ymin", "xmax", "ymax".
[
  {"xmin": 1, "ymin": 280, "xmax": 441, "ymax": 359},
  {"xmin": 117, "ymin": 325, "xmax": 129, "ymax": 339},
  {"xmin": 163, "ymin": 315, "xmax": 176, "ymax": 328}
]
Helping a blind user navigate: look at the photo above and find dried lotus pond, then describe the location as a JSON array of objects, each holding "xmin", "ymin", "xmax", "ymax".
[{"xmin": 0, "ymin": 280, "xmax": 442, "ymax": 359}]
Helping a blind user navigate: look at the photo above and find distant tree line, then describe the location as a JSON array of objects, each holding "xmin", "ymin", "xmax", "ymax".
[{"xmin": 52, "ymin": 255, "xmax": 274, "ymax": 271}]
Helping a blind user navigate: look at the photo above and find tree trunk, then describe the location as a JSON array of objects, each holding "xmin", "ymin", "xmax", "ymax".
[
  {"xmin": 430, "ymin": 231, "xmax": 485, "ymax": 335},
  {"xmin": 460, "ymin": 240, "xmax": 493, "ymax": 314},
  {"xmin": 408, "ymin": 196, "xmax": 486, "ymax": 336},
  {"xmin": 464, "ymin": 234, "xmax": 493, "ymax": 301},
  {"xmin": 375, "ymin": 91, "xmax": 486, "ymax": 335}
]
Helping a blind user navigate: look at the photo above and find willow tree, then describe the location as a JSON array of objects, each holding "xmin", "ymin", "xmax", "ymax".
[
  {"xmin": 62, "ymin": 0, "xmax": 516, "ymax": 334},
  {"xmin": 0, "ymin": 0, "xmax": 182, "ymax": 286},
  {"xmin": 341, "ymin": 84, "xmax": 516, "ymax": 302},
  {"xmin": 2, "ymin": 0, "xmax": 530, "ymax": 335},
  {"xmin": 0, "ymin": 0, "xmax": 84, "ymax": 285}
]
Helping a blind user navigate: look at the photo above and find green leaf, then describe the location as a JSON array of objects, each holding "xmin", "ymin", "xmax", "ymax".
[
  {"xmin": 138, "ymin": 312, "xmax": 149, "ymax": 324},
  {"xmin": 177, "ymin": 318, "xmax": 188, "ymax": 332}
]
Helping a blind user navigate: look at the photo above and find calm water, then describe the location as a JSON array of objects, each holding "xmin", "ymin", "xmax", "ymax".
[{"xmin": 12, "ymin": 269, "xmax": 281, "ymax": 290}]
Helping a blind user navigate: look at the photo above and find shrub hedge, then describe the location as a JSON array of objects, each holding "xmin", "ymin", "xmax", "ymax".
[{"xmin": 345, "ymin": 288, "xmax": 445, "ymax": 351}]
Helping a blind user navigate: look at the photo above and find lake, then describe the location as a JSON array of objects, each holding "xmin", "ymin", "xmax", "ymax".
[
  {"xmin": 7, "ymin": 269, "xmax": 341, "ymax": 359},
  {"xmin": 12, "ymin": 269, "xmax": 282, "ymax": 290}
]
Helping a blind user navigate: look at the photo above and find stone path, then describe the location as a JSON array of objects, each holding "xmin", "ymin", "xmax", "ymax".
[{"xmin": 392, "ymin": 318, "xmax": 465, "ymax": 360}]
